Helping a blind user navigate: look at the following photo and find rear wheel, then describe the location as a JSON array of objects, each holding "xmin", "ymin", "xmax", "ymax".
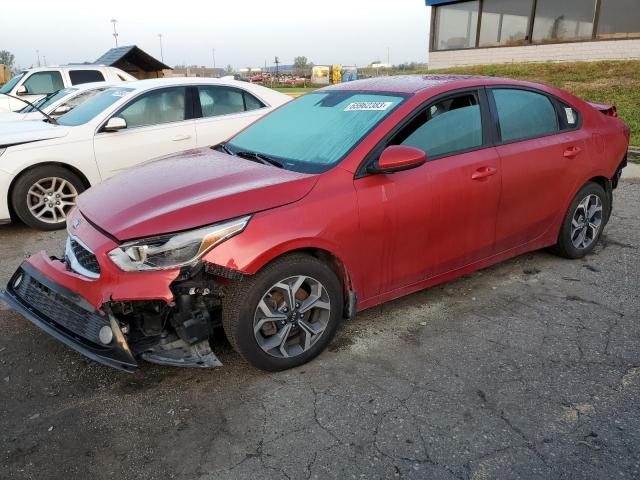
[
  {"xmin": 222, "ymin": 253, "xmax": 343, "ymax": 371},
  {"xmin": 552, "ymin": 182, "xmax": 608, "ymax": 259},
  {"xmin": 11, "ymin": 165, "xmax": 85, "ymax": 230}
]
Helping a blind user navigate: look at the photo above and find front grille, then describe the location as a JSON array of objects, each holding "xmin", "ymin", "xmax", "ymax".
[
  {"xmin": 14, "ymin": 274, "xmax": 108, "ymax": 345},
  {"xmin": 67, "ymin": 237, "xmax": 100, "ymax": 277}
]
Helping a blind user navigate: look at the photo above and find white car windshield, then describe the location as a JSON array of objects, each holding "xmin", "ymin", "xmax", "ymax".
[
  {"xmin": 57, "ymin": 87, "xmax": 135, "ymax": 126},
  {"xmin": 21, "ymin": 88, "xmax": 76, "ymax": 113}
]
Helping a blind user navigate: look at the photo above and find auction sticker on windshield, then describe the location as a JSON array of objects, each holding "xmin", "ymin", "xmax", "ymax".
[{"xmin": 344, "ymin": 101, "xmax": 393, "ymax": 111}]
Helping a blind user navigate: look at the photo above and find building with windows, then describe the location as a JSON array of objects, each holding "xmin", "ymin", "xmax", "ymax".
[{"xmin": 426, "ymin": 0, "xmax": 640, "ymax": 69}]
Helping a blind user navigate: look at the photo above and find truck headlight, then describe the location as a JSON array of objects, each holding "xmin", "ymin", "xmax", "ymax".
[{"xmin": 108, "ymin": 216, "xmax": 250, "ymax": 271}]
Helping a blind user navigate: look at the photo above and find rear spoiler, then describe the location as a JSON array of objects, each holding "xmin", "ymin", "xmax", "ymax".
[{"xmin": 588, "ymin": 102, "xmax": 617, "ymax": 117}]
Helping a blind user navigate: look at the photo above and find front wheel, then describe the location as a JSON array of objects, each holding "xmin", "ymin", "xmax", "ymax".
[
  {"xmin": 552, "ymin": 182, "xmax": 609, "ymax": 259},
  {"xmin": 11, "ymin": 165, "xmax": 85, "ymax": 230},
  {"xmin": 222, "ymin": 254, "xmax": 344, "ymax": 371}
]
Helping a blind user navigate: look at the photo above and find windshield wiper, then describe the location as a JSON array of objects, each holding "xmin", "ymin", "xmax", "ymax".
[
  {"xmin": 235, "ymin": 150, "xmax": 284, "ymax": 169},
  {"xmin": 4, "ymin": 93, "xmax": 58, "ymax": 125}
]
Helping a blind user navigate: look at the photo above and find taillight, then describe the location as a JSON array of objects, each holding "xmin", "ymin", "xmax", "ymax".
[{"xmin": 606, "ymin": 105, "xmax": 618, "ymax": 118}]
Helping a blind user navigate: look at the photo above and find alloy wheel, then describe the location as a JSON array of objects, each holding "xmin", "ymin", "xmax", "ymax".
[
  {"xmin": 253, "ymin": 275, "xmax": 331, "ymax": 358},
  {"xmin": 26, "ymin": 177, "xmax": 78, "ymax": 224},
  {"xmin": 571, "ymin": 194, "xmax": 603, "ymax": 249}
]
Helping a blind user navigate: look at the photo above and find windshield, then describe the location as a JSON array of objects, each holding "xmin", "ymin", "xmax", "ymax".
[
  {"xmin": 0, "ymin": 72, "xmax": 25, "ymax": 94},
  {"xmin": 21, "ymin": 88, "xmax": 75, "ymax": 113},
  {"xmin": 227, "ymin": 91, "xmax": 406, "ymax": 173},
  {"xmin": 57, "ymin": 86, "xmax": 134, "ymax": 126}
]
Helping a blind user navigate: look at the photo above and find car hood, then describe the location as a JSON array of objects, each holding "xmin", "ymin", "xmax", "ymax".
[
  {"xmin": 0, "ymin": 111, "xmax": 26, "ymax": 123},
  {"xmin": 77, "ymin": 147, "xmax": 319, "ymax": 241},
  {"xmin": 0, "ymin": 120, "xmax": 71, "ymax": 147}
]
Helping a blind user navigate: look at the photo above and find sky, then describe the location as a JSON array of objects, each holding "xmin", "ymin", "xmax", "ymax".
[{"xmin": 1, "ymin": 0, "xmax": 431, "ymax": 70}]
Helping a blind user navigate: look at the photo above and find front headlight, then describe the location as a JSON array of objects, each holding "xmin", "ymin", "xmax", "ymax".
[{"xmin": 108, "ymin": 216, "xmax": 250, "ymax": 272}]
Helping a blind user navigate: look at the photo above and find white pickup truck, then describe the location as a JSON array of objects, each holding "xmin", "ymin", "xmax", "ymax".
[{"xmin": 0, "ymin": 65, "xmax": 135, "ymax": 112}]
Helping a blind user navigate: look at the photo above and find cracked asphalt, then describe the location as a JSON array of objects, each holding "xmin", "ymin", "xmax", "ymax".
[{"xmin": 1, "ymin": 180, "xmax": 639, "ymax": 480}]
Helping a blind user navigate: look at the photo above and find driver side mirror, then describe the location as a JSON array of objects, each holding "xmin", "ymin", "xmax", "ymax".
[
  {"xmin": 103, "ymin": 116, "xmax": 127, "ymax": 132},
  {"xmin": 367, "ymin": 145, "xmax": 427, "ymax": 174},
  {"xmin": 16, "ymin": 85, "xmax": 27, "ymax": 96},
  {"xmin": 52, "ymin": 105, "xmax": 71, "ymax": 116}
]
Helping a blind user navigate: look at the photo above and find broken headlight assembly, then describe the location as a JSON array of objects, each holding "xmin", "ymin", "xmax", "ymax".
[{"xmin": 108, "ymin": 216, "xmax": 250, "ymax": 271}]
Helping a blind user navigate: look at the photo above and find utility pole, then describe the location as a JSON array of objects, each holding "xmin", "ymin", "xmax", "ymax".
[
  {"xmin": 212, "ymin": 48, "xmax": 216, "ymax": 72},
  {"xmin": 111, "ymin": 19, "xmax": 119, "ymax": 47},
  {"xmin": 42, "ymin": 55, "xmax": 47, "ymax": 66},
  {"xmin": 36, "ymin": 50, "xmax": 41, "ymax": 67},
  {"xmin": 274, "ymin": 56, "xmax": 280, "ymax": 83},
  {"xmin": 158, "ymin": 34, "xmax": 164, "ymax": 63}
]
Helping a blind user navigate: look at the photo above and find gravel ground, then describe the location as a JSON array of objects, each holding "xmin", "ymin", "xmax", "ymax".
[{"xmin": 0, "ymin": 180, "xmax": 638, "ymax": 480}]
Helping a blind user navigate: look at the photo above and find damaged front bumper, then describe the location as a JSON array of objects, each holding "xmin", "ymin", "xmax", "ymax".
[
  {"xmin": 1, "ymin": 262, "xmax": 138, "ymax": 372},
  {"xmin": 1, "ymin": 210, "xmax": 229, "ymax": 372}
]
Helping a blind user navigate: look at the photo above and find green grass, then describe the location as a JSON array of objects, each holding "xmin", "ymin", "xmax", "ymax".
[
  {"xmin": 272, "ymin": 87, "xmax": 318, "ymax": 94},
  {"xmin": 428, "ymin": 61, "xmax": 640, "ymax": 146}
]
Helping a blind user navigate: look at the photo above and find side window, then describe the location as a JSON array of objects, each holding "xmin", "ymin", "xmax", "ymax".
[
  {"xmin": 244, "ymin": 92, "xmax": 265, "ymax": 111},
  {"xmin": 22, "ymin": 71, "xmax": 64, "ymax": 95},
  {"xmin": 198, "ymin": 86, "xmax": 245, "ymax": 118},
  {"xmin": 117, "ymin": 87, "xmax": 186, "ymax": 128},
  {"xmin": 556, "ymin": 100, "xmax": 579, "ymax": 130},
  {"xmin": 394, "ymin": 93, "xmax": 483, "ymax": 158},
  {"xmin": 69, "ymin": 70, "xmax": 106, "ymax": 85},
  {"xmin": 492, "ymin": 89, "xmax": 558, "ymax": 143}
]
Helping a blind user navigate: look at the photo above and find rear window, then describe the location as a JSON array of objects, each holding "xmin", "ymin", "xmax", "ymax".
[
  {"xmin": 69, "ymin": 70, "xmax": 105, "ymax": 85},
  {"xmin": 493, "ymin": 88, "xmax": 559, "ymax": 143}
]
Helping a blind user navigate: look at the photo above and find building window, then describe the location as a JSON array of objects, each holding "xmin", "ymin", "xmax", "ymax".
[
  {"xmin": 479, "ymin": 0, "xmax": 533, "ymax": 47},
  {"xmin": 597, "ymin": 0, "xmax": 640, "ymax": 39},
  {"xmin": 433, "ymin": 1, "xmax": 479, "ymax": 50},
  {"xmin": 532, "ymin": 0, "xmax": 597, "ymax": 43}
]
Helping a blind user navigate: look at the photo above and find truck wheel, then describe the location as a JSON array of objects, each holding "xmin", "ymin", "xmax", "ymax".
[
  {"xmin": 551, "ymin": 182, "xmax": 608, "ymax": 259},
  {"xmin": 222, "ymin": 253, "xmax": 343, "ymax": 371},
  {"xmin": 11, "ymin": 165, "xmax": 85, "ymax": 231}
]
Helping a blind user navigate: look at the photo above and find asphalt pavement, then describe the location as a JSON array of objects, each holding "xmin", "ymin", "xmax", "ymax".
[{"xmin": 0, "ymin": 180, "xmax": 638, "ymax": 480}]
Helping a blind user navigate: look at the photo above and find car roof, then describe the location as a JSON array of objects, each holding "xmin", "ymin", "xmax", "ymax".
[
  {"xmin": 321, "ymin": 74, "xmax": 509, "ymax": 95},
  {"xmin": 21, "ymin": 65, "xmax": 119, "ymax": 73}
]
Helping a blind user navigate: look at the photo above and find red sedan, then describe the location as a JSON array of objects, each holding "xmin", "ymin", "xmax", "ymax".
[{"xmin": 1, "ymin": 75, "xmax": 630, "ymax": 372}]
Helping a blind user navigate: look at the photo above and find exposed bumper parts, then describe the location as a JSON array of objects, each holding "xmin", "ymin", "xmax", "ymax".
[{"xmin": 1, "ymin": 262, "xmax": 138, "ymax": 372}]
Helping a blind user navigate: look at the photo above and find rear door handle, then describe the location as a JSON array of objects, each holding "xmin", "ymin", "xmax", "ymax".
[
  {"xmin": 172, "ymin": 134, "xmax": 191, "ymax": 142},
  {"xmin": 563, "ymin": 146, "xmax": 582, "ymax": 158},
  {"xmin": 471, "ymin": 166, "xmax": 498, "ymax": 180}
]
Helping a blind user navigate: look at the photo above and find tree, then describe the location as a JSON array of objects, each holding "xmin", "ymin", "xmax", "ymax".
[
  {"xmin": 225, "ymin": 64, "xmax": 234, "ymax": 75},
  {"xmin": 0, "ymin": 50, "xmax": 15, "ymax": 69},
  {"xmin": 293, "ymin": 56, "xmax": 310, "ymax": 76}
]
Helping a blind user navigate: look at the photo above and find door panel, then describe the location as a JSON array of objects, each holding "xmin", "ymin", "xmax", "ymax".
[
  {"xmin": 354, "ymin": 147, "xmax": 501, "ymax": 296},
  {"xmin": 194, "ymin": 111, "xmax": 263, "ymax": 147},
  {"xmin": 494, "ymin": 133, "xmax": 586, "ymax": 252},
  {"xmin": 490, "ymin": 87, "xmax": 587, "ymax": 252},
  {"xmin": 93, "ymin": 121, "xmax": 197, "ymax": 178}
]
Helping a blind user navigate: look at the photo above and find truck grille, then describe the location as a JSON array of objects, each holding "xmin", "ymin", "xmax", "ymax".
[
  {"xmin": 66, "ymin": 237, "xmax": 100, "ymax": 278},
  {"xmin": 14, "ymin": 273, "xmax": 108, "ymax": 345}
]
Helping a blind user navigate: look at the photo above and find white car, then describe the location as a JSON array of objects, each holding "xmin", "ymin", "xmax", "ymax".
[
  {"xmin": 0, "ymin": 77, "xmax": 291, "ymax": 230},
  {"xmin": 0, "ymin": 65, "xmax": 135, "ymax": 112},
  {"xmin": 0, "ymin": 82, "xmax": 116, "ymax": 123}
]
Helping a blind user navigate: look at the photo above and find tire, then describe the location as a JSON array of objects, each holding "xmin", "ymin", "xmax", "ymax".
[
  {"xmin": 11, "ymin": 165, "xmax": 85, "ymax": 231},
  {"xmin": 551, "ymin": 182, "xmax": 609, "ymax": 259},
  {"xmin": 222, "ymin": 253, "xmax": 344, "ymax": 371}
]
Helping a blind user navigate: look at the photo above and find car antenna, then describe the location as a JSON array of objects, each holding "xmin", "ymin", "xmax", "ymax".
[{"xmin": 3, "ymin": 93, "xmax": 59, "ymax": 125}]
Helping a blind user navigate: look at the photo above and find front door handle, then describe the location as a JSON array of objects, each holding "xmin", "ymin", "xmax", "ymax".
[
  {"xmin": 563, "ymin": 146, "xmax": 582, "ymax": 158},
  {"xmin": 172, "ymin": 134, "xmax": 191, "ymax": 142},
  {"xmin": 471, "ymin": 166, "xmax": 498, "ymax": 180}
]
